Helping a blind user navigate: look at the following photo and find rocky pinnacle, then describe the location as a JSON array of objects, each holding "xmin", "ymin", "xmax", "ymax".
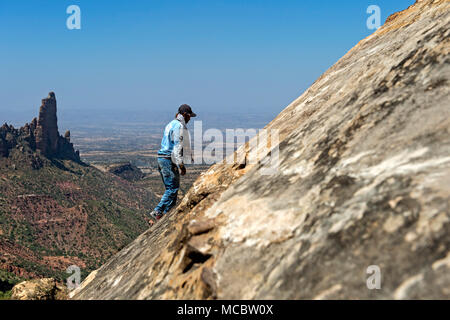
[{"xmin": 35, "ymin": 92, "xmax": 59, "ymax": 157}]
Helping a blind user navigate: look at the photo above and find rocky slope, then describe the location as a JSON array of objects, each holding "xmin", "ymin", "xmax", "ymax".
[
  {"xmin": 72, "ymin": 0, "xmax": 450, "ymax": 299},
  {"xmin": 0, "ymin": 93, "xmax": 158, "ymax": 289}
]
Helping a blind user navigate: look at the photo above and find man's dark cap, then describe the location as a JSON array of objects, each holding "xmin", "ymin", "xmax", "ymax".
[{"xmin": 178, "ymin": 104, "xmax": 197, "ymax": 117}]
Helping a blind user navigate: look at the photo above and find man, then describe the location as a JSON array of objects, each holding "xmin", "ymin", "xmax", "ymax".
[{"xmin": 148, "ymin": 104, "xmax": 196, "ymax": 223}]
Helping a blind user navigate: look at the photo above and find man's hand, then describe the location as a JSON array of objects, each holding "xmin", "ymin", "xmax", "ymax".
[{"xmin": 179, "ymin": 164, "xmax": 186, "ymax": 176}]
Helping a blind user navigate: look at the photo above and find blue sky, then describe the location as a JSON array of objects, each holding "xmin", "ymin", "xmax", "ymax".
[{"xmin": 0, "ymin": 0, "xmax": 414, "ymax": 122}]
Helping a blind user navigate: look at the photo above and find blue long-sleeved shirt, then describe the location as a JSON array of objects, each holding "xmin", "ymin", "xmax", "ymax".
[{"xmin": 157, "ymin": 114, "xmax": 189, "ymax": 166}]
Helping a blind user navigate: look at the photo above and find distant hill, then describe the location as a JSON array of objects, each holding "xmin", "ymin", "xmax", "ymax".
[
  {"xmin": 106, "ymin": 162, "xmax": 145, "ymax": 182},
  {"xmin": 0, "ymin": 93, "xmax": 158, "ymax": 292}
]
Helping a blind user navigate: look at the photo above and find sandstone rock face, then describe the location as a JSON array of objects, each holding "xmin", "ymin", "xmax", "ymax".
[
  {"xmin": 0, "ymin": 92, "xmax": 81, "ymax": 163},
  {"xmin": 11, "ymin": 278, "xmax": 68, "ymax": 300},
  {"xmin": 72, "ymin": 0, "xmax": 450, "ymax": 300}
]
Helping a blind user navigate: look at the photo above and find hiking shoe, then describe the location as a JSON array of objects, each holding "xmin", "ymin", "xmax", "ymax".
[{"xmin": 149, "ymin": 210, "xmax": 163, "ymax": 221}]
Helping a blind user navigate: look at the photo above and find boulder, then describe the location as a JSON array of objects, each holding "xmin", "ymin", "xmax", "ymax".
[{"xmin": 11, "ymin": 278, "xmax": 68, "ymax": 300}]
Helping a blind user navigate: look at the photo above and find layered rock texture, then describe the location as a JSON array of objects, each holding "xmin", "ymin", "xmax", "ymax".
[
  {"xmin": 0, "ymin": 92, "xmax": 80, "ymax": 163},
  {"xmin": 72, "ymin": 0, "xmax": 450, "ymax": 300},
  {"xmin": 11, "ymin": 278, "xmax": 67, "ymax": 300}
]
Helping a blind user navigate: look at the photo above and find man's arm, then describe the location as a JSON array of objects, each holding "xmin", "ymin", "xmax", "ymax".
[{"xmin": 172, "ymin": 124, "xmax": 186, "ymax": 175}]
